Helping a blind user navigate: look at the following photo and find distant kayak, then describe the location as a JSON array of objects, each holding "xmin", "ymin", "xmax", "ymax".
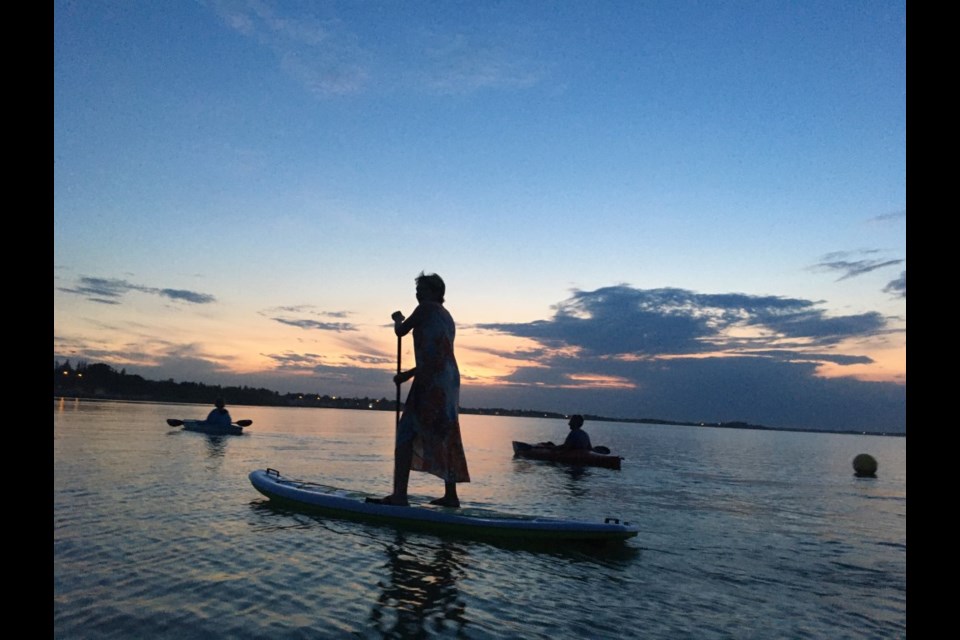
[
  {"xmin": 166, "ymin": 418, "xmax": 250, "ymax": 436},
  {"xmin": 249, "ymin": 468, "xmax": 638, "ymax": 543},
  {"xmin": 512, "ymin": 441, "xmax": 623, "ymax": 470}
]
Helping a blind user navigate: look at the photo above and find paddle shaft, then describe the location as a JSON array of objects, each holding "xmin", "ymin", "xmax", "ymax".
[{"xmin": 395, "ymin": 333, "xmax": 402, "ymax": 429}]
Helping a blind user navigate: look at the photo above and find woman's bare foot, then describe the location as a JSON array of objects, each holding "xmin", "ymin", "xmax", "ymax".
[{"xmin": 429, "ymin": 496, "xmax": 460, "ymax": 508}]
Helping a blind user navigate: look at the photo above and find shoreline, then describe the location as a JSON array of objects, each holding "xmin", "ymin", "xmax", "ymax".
[{"xmin": 54, "ymin": 395, "xmax": 905, "ymax": 438}]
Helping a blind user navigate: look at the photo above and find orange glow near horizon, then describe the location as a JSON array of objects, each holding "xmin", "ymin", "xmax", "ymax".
[
  {"xmin": 55, "ymin": 293, "xmax": 906, "ymax": 391},
  {"xmin": 566, "ymin": 373, "xmax": 635, "ymax": 389},
  {"xmin": 455, "ymin": 333, "xmax": 550, "ymax": 386},
  {"xmin": 813, "ymin": 343, "xmax": 906, "ymax": 385}
]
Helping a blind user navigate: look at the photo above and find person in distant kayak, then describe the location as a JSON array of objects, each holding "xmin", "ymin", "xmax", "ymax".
[
  {"xmin": 369, "ymin": 272, "xmax": 470, "ymax": 508},
  {"xmin": 548, "ymin": 415, "xmax": 592, "ymax": 451},
  {"xmin": 206, "ymin": 398, "xmax": 232, "ymax": 426}
]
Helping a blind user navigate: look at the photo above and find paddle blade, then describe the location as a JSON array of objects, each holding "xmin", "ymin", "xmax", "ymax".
[
  {"xmin": 166, "ymin": 419, "xmax": 184, "ymax": 427},
  {"xmin": 235, "ymin": 419, "xmax": 253, "ymax": 427}
]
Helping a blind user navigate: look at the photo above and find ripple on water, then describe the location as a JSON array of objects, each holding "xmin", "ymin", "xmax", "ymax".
[{"xmin": 54, "ymin": 402, "xmax": 906, "ymax": 639}]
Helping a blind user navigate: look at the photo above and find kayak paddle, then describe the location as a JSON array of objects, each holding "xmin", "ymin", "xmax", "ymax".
[{"xmin": 166, "ymin": 418, "xmax": 252, "ymax": 427}]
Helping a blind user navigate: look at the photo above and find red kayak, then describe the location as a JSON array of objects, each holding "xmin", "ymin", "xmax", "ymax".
[{"xmin": 512, "ymin": 441, "xmax": 623, "ymax": 470}]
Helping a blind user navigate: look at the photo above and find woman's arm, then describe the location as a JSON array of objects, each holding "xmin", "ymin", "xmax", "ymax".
[
  {"xmin": 394, "ymin": 368, "xmax": 417, "ymax": 384},
  {"xmin": 393, "ymin": 304, "xmax": 424, "ymax": 337}
]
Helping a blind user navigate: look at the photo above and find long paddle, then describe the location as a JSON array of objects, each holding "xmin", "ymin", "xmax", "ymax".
[
  {"xmin": 395, "ymin": 332, "xmax": 402, "ymax": 430},
  {"xmin": 166, "ymin": 418, "xmax": 252, "ymax": 427}
]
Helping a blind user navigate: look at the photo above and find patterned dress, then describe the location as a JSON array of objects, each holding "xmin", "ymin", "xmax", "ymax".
[{"xmin": 397, "ymin": 301, "xmax": 470, "ymax": 484}]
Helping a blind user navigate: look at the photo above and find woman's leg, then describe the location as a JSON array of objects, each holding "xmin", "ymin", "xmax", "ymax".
[
  {"xmin": 391, "ymin": 439, "xmax": 413, "ymax": 503},
  {"xmin": 429, "ymin": 482, "xmax": 460, "ymax": 507}
]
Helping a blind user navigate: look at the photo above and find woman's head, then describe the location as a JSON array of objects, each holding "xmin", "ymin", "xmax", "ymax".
[{"xmin": 415, "ymin": 272, "xmax": 445, "ymax": 303}]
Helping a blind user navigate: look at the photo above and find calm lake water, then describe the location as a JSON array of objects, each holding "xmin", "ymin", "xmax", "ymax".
[{"xmin": 54, "ymin": 399, "xmax": 906, "ymax": 639}]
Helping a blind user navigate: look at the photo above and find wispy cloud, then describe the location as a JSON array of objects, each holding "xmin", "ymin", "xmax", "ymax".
[
  {"xmin": 810, "ymin": 250, "xmax": 904, "ymax": 281},
  {"xmin": 883, "ymin": 270, "xmax": 906, "ymax": 299},
  {"xmin": 159, "ymin": 289, "xmax": 217, "ymax": 304},
  {"xmin": 868, "ymin": 210, "xmax": 906, "ymax": 223},
  {"xmin": 412, "ymin": 29, "xmax": 544, "ymax": 94},
  {"xmin": 208, "ymin": 0, "xmax": 374, "ymax": 96},
  {"xmin": 259, "ymin": 350, "xmax": 394, "ymax": 393},
  {"xmin": 273, "ymin": 317, "xmax": 357, "ymax": 331},
  {"xmin": 58, "ymin": 277, "xmax": 216, "ymax": 305},
  {"xmin": 207, "ymin": 1, "xmax": 545, "ymax": 96},
  {"xmin": 261, "ymin": 351, "xmax": 328, "ymax": 371},
  {"xmin": 261, "ymin": 305, "xmax": 357, "ymax": 331}
]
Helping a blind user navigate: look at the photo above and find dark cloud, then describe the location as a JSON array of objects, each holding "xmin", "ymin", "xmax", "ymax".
[
  {"xmin": 759, "ymin": 310, "xmax": 888, "ymax": 343},
  {"xmin": 459, "ymin": 355, "xmax": 905, "ymax": 433},
  {"xmin": 136, "ymin": 356, "xmax": 234, "ymax": 384},
  {"xmin": 465, "ymin": 285, "xmax": 905, "ymax": 432},
  {"xmin": 884, "ymin": 271, "xmax": 906, "ymax": 299},
  {"xmin": 745, "ymin": 350, "xmax": 873, "ymax": 366},
  {"xmin": 476, "ymin": 286, "xmax": 887, "ymax": 356},
  {"xmin": 59, "ymin": 276, "xmax": 216, "ymax": 305},
  {"xmin": 58, "ymin": 277, "xmax": 131, "ymax": 300},
  {"xmin": 159, "ymin": 289, "xmax": 216, "ymax": 304}
]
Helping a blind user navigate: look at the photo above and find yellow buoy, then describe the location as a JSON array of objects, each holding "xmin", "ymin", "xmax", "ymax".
[{"xmin": 853, "ymin": 453, "xmax": 878, "ymax": 477}]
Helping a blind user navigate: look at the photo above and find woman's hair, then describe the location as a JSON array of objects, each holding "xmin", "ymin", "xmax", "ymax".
[{"xmin": 416, "ymin": 272, "xmax": 446, "ymax": 303}]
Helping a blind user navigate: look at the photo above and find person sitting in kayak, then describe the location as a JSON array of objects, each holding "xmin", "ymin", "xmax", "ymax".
[
  {"xmin": 543, "ymin": 415, "xmax": 592, "ymax": 451},
  {"xmin": 206, "ymin": 398, "xmax": 232, "ymax": 426}
]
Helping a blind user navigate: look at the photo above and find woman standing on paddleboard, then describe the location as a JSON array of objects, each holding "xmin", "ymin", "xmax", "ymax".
[{"xmin": 370, "ymin": 272, "xmax": 470, "ymax": 507}]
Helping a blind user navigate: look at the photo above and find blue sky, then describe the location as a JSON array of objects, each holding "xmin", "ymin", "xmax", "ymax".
[{"xmin": 54, "ymin": 0, "xmax": 906, "ymax": 433}]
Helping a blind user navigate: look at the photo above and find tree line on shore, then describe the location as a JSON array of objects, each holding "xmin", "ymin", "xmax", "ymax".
[
  {"xmin": 55, "ymin": 360, "xmax": 398, "ymax": 412},
  {"xmin": 53, "ymin": 359, "xmax": 797, "ymax": 431},
  {"xmin": 53, "ymin": 360, "xmax": 581, "ymax": 419}
]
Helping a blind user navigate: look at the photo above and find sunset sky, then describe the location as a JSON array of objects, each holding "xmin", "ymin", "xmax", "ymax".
[{"xmin": 54, "ymin": 1, "xmax": 906, "ymax": 433}]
